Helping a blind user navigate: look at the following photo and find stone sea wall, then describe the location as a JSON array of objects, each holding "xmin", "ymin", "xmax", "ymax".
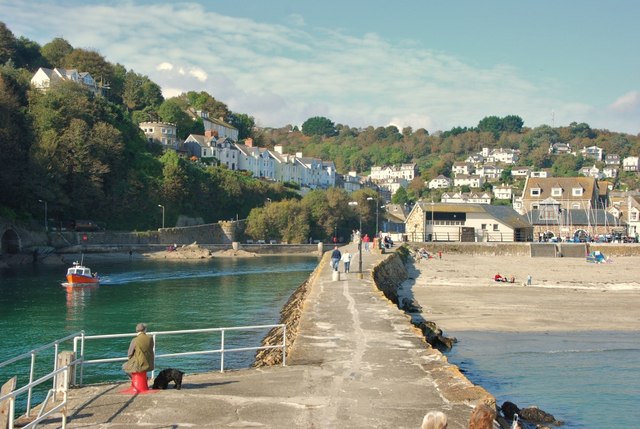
[{"xmin": 254, "ymin": 248, "xmax": 495, "ymax": 413}]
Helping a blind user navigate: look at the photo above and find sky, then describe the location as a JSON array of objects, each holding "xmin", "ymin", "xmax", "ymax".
[{"xmin": 2, "ymin": 0, "xmax": 639, "ymax": 134}]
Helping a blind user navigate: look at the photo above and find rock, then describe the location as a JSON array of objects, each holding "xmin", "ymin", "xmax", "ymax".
[
  {"xmin": 520, "ymin": 406, "xmax": 563, "ymax": 426},
  {"xmin": 400, "ymin": 297, "xmax": 422, "ymax": 312}
]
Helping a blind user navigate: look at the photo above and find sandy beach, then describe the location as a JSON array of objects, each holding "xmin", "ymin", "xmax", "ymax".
[{"xmin": 407, "ymin": 254, "xmax": 640, "ymax": 332}]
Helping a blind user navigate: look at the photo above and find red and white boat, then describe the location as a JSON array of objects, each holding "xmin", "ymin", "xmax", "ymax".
[{"xmin": 62, "ymin": 261, "xmax": 100, "ymax": 287}]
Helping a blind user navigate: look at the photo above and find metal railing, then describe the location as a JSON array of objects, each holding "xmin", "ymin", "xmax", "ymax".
[
  {"xmin": 73, "ymin": 324, "xmax": 287, "ymax": 385},
  {"xmin": 0, "ymin": 324, "xmax": 286, "ymax": 428},
  {"xmin": 0, "ymin": 331, "xmax": 80, "ymax": 417}
]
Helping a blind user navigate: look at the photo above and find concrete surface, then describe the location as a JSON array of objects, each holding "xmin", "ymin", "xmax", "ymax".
[{"xmin": 36, "ymin": 245, "xmax": 488, "ymax": 428}]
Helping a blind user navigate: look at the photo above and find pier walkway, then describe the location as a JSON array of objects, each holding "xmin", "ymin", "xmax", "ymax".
[{"xmin": 37, "ymin": 245, "xmax": 488, "ymax": 428}]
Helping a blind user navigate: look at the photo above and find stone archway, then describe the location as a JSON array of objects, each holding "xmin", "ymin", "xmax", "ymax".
[{"xmin": 1, "ymin": 228, "xmax": 21, "ymax": 254}]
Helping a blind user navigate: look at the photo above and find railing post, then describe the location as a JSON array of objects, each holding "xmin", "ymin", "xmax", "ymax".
[
  {"xmin": 282, "ymin": 325, "xmax": 287, "ymax": 367},
  {"xmin": 26, "ymin": 352, "xmax": 35, "ymax": 417},
  {"xmin": 220, "ymin": 330, "xmax": 225, "ymax": 373}
]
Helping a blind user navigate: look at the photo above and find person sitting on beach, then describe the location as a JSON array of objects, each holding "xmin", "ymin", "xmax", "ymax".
[
  {"xmin": 468, "ymin": 403, "xmax": 496, "ymax": 429},
  {"xmin": 494, "ymin": 273, "xmax": 503, "ymax": 282},
  {"xmin": 421, "ymin": 410, "xmax": 448, "ymax": 429},
  {"xmin": 509, "ymin": 276, "xmax": 515, "ymax": 283}
]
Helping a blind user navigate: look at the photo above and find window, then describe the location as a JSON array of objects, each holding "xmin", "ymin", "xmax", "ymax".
[
  {"xmin": 572, "ymin": 187, "xmax": 583, "ymax": 196},
  {"xmin": 481, "ymin": 224, "xmax": 487, "ymax": 230},
  {"xmin": 493, "ymin": 224, "xmax": 499, "ymax": 231},
  {"xmin": 530, "ymin": 188, "xmax": 541, "ymax": 196},
  {"xmin": 631, "ymin": 211, "xmax": 639, "ymax": 222},
  {"xmin": 551, "ymin": 188, "xmax": 562, "ymax": 197}
]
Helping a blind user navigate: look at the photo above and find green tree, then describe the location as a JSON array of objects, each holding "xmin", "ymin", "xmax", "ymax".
[
  {"xmin": 502, "ymin": 115, "xmax": 524, "ymax": 133},
  {"xmin": 477, "ymin": 116, "xmax": 503, "ymax": 137},
  {"xmin": 158, "ymin": 98, "xmax": 194, "ymax": 139},
  {"xmin": 40, "ymin": 37, "xmax": 73, "ymax": 67},
  {"xmin": 301, "ymin": 116, "xmax": 337, "ymax": 137},
  {"xmin": 228, "ymin": 112, "xmax": 255, "ymax": 140},
  {"xmin": 391, "ymin": 187, "xmax": 410, "ymax": 205},
  {"xmin": 0, "ymin": 22, "xmax": 16, "ymax": 65},
  {"xmin": 0, "ymin": 73, "xmax": 31, "ymax": 208}
]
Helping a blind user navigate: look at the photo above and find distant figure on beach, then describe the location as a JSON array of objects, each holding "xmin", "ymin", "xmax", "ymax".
[
  {"xmin": 330, "ymin": 246, "xmax": 341, "ymax": 271},
  {"xmin": 527, "ymin": 274, "xmax": 532, "ymax": 286},
  {"xmin": 421, "ymin": 410, "xmax": 448, "ymax": 429},
  {"xmin": 468, "ymin": 403, "xmax": 496, "ymax": 429},
  {"xmin": 494, "ymin": 273, "xmax": 503, "ymax": 282},
  {"xmin": 122, "ymin": 323, "xmax": 154, "ymax": 375},
  {"xmin": 341, "ymin": 251, "xmax": 352, "ymax": 273}
]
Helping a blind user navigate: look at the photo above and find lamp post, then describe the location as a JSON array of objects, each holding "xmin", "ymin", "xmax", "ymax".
[
  {"xmin": 38, "ymin": 199, "xmax": 48, "ymax": 231},
  {"xmin": 367, "ymin": 196, "xmax": 379, "ymax": 237},
  {"xmin": 158, "ymin": 204, "xmax": 165, "ymax": 229},
  {"xmin": 348, "ymin": 201, "xmax": 363, "ymax": 276}
]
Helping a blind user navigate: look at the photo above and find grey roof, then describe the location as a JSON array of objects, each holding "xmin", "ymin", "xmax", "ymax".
[{"xmin": 527, "ymin": 209, "xmax": 620, "ymax": 226}]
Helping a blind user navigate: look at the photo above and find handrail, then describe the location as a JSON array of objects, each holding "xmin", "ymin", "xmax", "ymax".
[
  {"xmin": 74, "ymin": 324, "xmax": 287, "ymax": 385},
  {"xmin": 0, "ymin": 363, "xmax": 72, "ymax": 429},
  {"xmin": 0, "ymin": 324, "xmax": 286, "ymax": 428},
  {"xmin": 0, "ymin": 331, "xmax": 81, "ymax": 417}
]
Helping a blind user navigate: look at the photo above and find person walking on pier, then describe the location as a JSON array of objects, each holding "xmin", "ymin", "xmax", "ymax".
[
  {"xmin": 330, "ymin": 246, "xmax": 341, "ymax": 271},
  {"xmin": 341, "ymin": 251, "xmax": 352, "ymax": 273}
]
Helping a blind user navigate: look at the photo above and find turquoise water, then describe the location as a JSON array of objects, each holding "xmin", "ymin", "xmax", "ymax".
[
  {"xmin": 445, "ymin": 331, "xmax": 640, "ymax": 429},
  {"xmin": 0, "ymin": 255, "xmax": 318, "ymax": 389}
]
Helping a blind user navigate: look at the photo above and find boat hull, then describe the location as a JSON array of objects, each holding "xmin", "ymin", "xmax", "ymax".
[{"xmin": 65, "ymin": 274, "xmax": 99, "ymax": 286}]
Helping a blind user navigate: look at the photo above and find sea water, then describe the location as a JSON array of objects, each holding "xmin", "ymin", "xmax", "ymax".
[
  {"xmin": 445, "ymin": 331, "xmax": 640, "ymax": 429},
  {"xmin": 0, "ymin": 255, "xmax": 318, "ymax": 403}
]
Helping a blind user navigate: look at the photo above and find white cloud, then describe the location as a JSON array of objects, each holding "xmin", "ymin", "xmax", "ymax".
[
  {"xmin": 156, "ymin": 62, "xmax": 174, "ymax": 71},
  {"xmin": 609, "ymin": 91, "xmax": 640, "ymax": 113},
  {"xmin": 2, "ymin": 1, "xmax": 638, "ymax": 135}
]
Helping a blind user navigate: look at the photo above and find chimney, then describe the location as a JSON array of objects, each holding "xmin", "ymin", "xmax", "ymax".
[
  {"xmin": 245, "ymin": 137, "xmax": 253, "ymax": 147},
  {"xmin": 204, "ymin": 129, "xmax": 215, "ymax": 138}
]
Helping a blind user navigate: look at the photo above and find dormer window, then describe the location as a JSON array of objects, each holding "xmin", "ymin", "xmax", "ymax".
[
  {"xmin": 572, "ymin": 187, "xmax": 583, "ymax": 196},
  {"xmin": 551, "ymin": 187, "xmax": 562, "ymax": 197},
  {"xmin": 530, "ymin": 188, "xmax": 541, "ymax": 196}
]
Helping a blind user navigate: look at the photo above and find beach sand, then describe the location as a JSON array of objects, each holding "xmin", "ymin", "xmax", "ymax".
[{"xmin": 408, "ymin": 254, "xmax": 640, "ymax": 332}]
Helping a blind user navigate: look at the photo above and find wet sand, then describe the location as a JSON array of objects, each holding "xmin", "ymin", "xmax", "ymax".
[{"xmin": 408, "ymin": 254, "xmax": 640, "ymax": 332}]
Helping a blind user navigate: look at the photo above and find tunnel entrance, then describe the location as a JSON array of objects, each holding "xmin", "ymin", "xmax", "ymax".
[{"xmin": 1, "ymin": 228, "xmax": 21, "ymax": 254}]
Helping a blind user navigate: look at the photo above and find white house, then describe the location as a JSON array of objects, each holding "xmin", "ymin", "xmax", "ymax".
[
  {"xmin": 31, "ymin": 67, "xmax": 99, "ymax": 94},
  {"xmin": 493, "ymin": 185, "xmax": 513, "ymax": 200},
  {"xmin": 452, "ymin": 162, "xmax": 473, "ymax": 176},
  {"xmin": 623, "ymin": 156, "xmax": 640, "ymax": 172},
  {"xmin": 236, "ymin": 139, "xmax": 275, "ymax": 180},
  {"xmin": 580, "ymin": 145, "xmax": 604, "ymax": 161},
  {"xmin": 441, "ymin": 192, "xmax": 492, "ymax": 204},
  {"xmin": 370, "ymin": 164, "xmax": 416, "ymax": 181},
  {"xmin": 428, "ymin": 175, "xmax": 453, "ymax": 189},
  {"xmin": 511, "ymin": 167, "xmax": 531, "ymax": 178},
  {"xmin": 453, "ymin": 174, "xmax": 484, "ymax": 188},
  {"xmin": 580, "ymin": 165, "xmax": 603, "ymax": 180},
  {"xmin": 476, "ymin": 164, "xmax": 503, "ymax": 180},
  {"xmin": 482, "ymin": 147, "xmax": 519, "ymax": 164},
  {"xmin": 603, "ymin": 166, "xmax": 618, "ymax": 178},
  {"xmin": 605, "ymin": 154, "xmax": 621, "ymax": 165},
  {"xmin": 190, "ymin": 110, "xmax": 239, "ymax": 141}
]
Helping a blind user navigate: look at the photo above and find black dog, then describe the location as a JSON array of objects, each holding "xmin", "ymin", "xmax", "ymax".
[{"xmin": 152, "ymin": 368, "xmax": 184, "ymax": 390}]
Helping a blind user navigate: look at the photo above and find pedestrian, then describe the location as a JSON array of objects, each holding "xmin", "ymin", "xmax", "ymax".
[
  {"xmin": 422, "ymin": 410, "xmax": 448, "ymax": 429},
  {"xmin": 330, "ymin": 246, "xmax": 341, "ymax": 272},
  {"xmin": 341, "ymin": 251, "xmax": 352, "ymax": 273},
  {"xmin": 122, "ymin": 323, "xmax": 155, "ymax": 375},
  {"xmin": 363, "ymin": 234, "xmax": 371, "ymax": 252},
  {"xmin": 438, "ymin": 251, "xmax": 442, "ymax": 259},
  {"xmin": 469, "ymin": 403, "xmax": 496, "ymax": 429},
  {"xmin": 527, "ymin": 274, "xmax": 532, "ymax": 286}
]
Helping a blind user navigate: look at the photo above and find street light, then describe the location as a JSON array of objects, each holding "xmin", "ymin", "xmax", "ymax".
[
  {"xmin": 367, "ymin": 196, "xmax": 379, "ymax": 237},
  {"xmin": 38, "ymin": 199, "xmax": 48, "ymax": 231},
  {"xmin": 348, "ymin": 201, "xmax": 363, "ymax": 276},
  {"xmin": 158, "ymin": 204, "xmax": 165, "ymax": 229}
]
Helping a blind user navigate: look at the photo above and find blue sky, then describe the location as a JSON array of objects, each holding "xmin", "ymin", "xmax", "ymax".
[{"xmin": 2, "ymin": 0, "xmax": 639, "ymax": 134}]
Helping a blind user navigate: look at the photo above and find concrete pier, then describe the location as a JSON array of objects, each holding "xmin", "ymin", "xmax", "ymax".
[{"xmin": 36, "ymin": 245, "xmax": 490, "ymax": 428}]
